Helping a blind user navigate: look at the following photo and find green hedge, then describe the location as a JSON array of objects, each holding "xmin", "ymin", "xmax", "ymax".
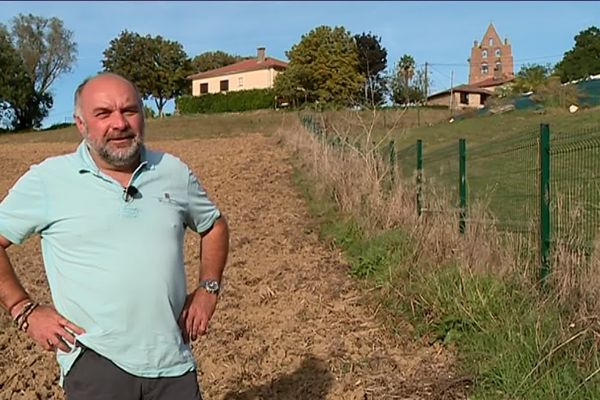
[{"xmin": 176, "ymin": 89, "xmax": 276, "ymax": 114}]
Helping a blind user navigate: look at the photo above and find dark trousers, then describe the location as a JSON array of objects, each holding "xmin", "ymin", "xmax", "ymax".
[{"xmin": 64, "ymin": 347, "xmax": 201, "ymax": 400}]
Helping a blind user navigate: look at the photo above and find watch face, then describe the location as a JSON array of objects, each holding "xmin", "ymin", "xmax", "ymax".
[{"xmin": 202, "ymin": 280, "xmax": 220, "ymax": 293}]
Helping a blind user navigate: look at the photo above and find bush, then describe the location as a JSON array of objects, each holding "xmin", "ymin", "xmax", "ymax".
[
  {"xmin": 176, "ymin": 89, "xmax": 276, "ymax": 114},
  {"xmin": 532, "ymin": 76, "xmax": 581, "ymax": 108}
]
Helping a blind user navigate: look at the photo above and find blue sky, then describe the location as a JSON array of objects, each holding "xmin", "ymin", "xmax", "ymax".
[{"xmin": 1, "ymin": 1, "xmax": 598, "ymax": 127}]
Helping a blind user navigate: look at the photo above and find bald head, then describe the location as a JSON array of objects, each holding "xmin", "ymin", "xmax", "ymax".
[{"xmin": 73, "ymin": 72, "xmax": 143, "ymax": 119}]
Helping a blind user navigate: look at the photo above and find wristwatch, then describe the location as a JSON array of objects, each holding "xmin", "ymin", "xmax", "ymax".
[{"xmin": 198, "ymin": 279, "xmax": 220, "ymax": 295}]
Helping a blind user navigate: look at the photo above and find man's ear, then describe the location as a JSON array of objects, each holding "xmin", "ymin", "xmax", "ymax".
[{"xmin": 74, "ymin": 115, "xmax": 86, "ymax": 135}]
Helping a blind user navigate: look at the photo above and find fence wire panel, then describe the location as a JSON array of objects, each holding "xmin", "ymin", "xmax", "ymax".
[
  {"xmin": 468, "ymin": 131, "xmax": 539, "ymax": 233},
  {"xmin": 551, "ymin": 125, "xmax": 600, "ymax": 249},
  {"xmin": 421, "ymin": 141, "xmax": 460, "ymax": 214},
  {"xmin": 396, "ymin": 142, "xmax": 417, "ymax": 181}
]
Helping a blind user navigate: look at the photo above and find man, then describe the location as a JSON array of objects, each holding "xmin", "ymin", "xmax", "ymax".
[{"xmin": 0, "ymin": 72, "xmax": 229, "ymax": 399}]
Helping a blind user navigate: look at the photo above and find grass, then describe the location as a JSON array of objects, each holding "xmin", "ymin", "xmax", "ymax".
[{"xmin": 396, "ymin": 266, "xmax": 600, "ymax": 399}]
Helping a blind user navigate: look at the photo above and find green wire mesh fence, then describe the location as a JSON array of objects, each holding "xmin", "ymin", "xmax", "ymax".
[
  {"xmin": 300, "ymin": 113, "xmax": 600, "ymax": 278},
  {"xmin": 551, "ymin": 125, "xmax": 600, "ymax": 250},
  {"xmin": 468, "ymin": 129, "xmax": 539, "ymax": 234}
]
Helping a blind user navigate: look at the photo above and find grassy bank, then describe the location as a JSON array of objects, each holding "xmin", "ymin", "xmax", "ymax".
[
  {"xmin": 292, "ymin": 160, "xmax": 600, "ymax": 399},
  {"xmin": 284, "ymin": 111, "xmax": 600, "ymax": 399}
]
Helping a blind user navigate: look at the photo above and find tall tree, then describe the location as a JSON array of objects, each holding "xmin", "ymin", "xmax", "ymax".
[
  {"xmin": 11, "ymin": 14, "xmax": 77, "ymax": 95},
  {"xmin": 555, "ymin": 26, "xmax": 600, "ymax": 83},
  {"xmin": 0, "ymin": 25, "xmax": 30, "ymax": 130},
  {"xmin": 390, "ymin": 54, "xmax": 428, "ymax": 105},
  {"xmin": 190, "ymin": 51, "xmax": 245, "ymax": 73},
  {"xmin": 0, "ymin": 14, "xmax": 74, "ymax": 131},
  {"xmin": 103, "ymin": 31, "xmax": 191, "ymax": 117},
  {"xmin": 354, "ymin": 32, "xmax": 388, "ymax": 106},
  {"xmin": 274, "ymin": 25, "xmax": 364, "ymax": 107}
]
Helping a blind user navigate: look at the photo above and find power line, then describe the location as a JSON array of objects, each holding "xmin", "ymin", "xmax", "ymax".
[{"xmin": 428, "ymin": 64, "xmax": 452, "ymax": 80}]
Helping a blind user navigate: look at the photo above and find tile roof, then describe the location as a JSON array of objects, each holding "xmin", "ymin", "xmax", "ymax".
[
  {"xmin": 471, "ymin": 75, "xmax": 514, "ymax": 88},
  {"xmin": 187, "ymin": 57, "xmax": 288, "ymax": 80}
]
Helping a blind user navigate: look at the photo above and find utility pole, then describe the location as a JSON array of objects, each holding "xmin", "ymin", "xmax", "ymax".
[
  {"xmin": 424, "ymin": 62, "xmax": 428, "ymax": 106},
  {"xmin": 449, "ymin": 69, "xmax": 454, "ymax": 117}
]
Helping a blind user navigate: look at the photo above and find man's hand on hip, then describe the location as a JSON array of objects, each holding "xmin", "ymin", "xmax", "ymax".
[
  {"xmin": 178, "ymin": 290, "xmax": 218, "ymax": 343},
  {"xmin": 24, "ymin": 305, "xmax": 86, "ymax": 352}
]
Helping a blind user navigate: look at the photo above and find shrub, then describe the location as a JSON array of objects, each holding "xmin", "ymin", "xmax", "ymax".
[{"xmin": 176, "ymin": 89, "xmax": 276, "ymax": 114}]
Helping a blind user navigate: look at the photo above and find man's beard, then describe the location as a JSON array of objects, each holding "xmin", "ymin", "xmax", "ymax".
[{"xmin": 84, "ymin": 131, "xmax": 144, "ymax": 168}]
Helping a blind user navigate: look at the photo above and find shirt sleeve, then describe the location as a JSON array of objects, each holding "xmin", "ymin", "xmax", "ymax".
[
  {"xmin": 0, "ymin": 165, "xmax": 49, "ymax": 244},
  {"xmin": 185, "ymin": 168, "xmax": 221, "ymax": 234}
]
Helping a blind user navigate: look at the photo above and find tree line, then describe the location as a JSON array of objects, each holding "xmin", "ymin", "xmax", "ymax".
[{"xmin": 1, "ymin": 13, "xmax": 599, "ymax": 132}]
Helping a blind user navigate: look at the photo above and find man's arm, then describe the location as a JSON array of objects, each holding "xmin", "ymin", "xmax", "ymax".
[
  {"xmin": 179, "ymin": 216, "xmax": 229, "ymax": 342},
  {"xmin": 198, "ymin": 216, "xmax": 229, "ymax": 283},
  {"xmin": 0, "ymin": 235, "xmax": 85, "ymax": 352},
  {"xmin": 0, "ymin": 235, "xmax": 30, "ymax": 316}
]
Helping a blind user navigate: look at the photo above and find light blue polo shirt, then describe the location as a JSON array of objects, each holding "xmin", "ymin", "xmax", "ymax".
[{"xmin": 0, "ymin": 142, "xmax": 221, "ymax": 382}]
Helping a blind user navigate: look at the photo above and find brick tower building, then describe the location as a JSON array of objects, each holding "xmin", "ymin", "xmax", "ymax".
[{"xmin": 468, "ymin": 23, "xmax": 514, "ymax": 85}]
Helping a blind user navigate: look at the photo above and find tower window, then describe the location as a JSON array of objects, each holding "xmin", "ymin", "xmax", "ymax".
[
  {"xmin": 481, "ymin": 63, "xmax": 489, "ymax": 74},
  {"xmin": 495, "ymin": 48, "xmax": 501, "ymax": 57},
  {"xmin": 482, "ymin": 50, "xmax": 488, "ymax": 58},
  {"xmin": 489, "ymin": 37, "xmax": 493, "ymax": 46}
]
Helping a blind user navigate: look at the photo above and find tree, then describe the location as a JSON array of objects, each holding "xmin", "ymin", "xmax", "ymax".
[
  {"xmin": 103, "ymin": 31, "xmax": 191, "ymax": 117},
  {"xmin": 1, "ymin": 27, "xmax": 21, "ymax": 127},
  {"xmin": 190, "ymin": 51, "xmax": 245, "ymax": 73},
  {"xmin": 512, "ymin": 63, "xmax": 552, "ymax": 94},
  {"xmin": 10, "ymin": 14, "xmax": 77, "ymax": 95},
  {"xmin": 274, "ymin": 25, "xmax": 364, "ymax": 107},
  {"xmin": 354, "ymin": 32, "xmax": 388, "ymax": 106},
  {"xmin": 396, "ymin": 54, "xmax": 415, "ymax": 105},
  {"xmin": 0, "ymin": 14, "xmax": 76, "ymax": 130},
  {"xmin": 389, "ymin": 55, "xmax": 429, "ymax": 106},
  {"xmin": 555, "ymin": 26, "xmax": 600, "ymax": 83}
]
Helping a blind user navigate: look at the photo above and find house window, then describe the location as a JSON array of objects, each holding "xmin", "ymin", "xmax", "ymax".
[
  {"xmin": 482, "ymin": 50, "xmax": 488, "ymax": 58},
  {"xmin": 495, "ymin": 48, "xmax": 501, "ymax": 57},
  {"xmin": 220, "ymin": 80, "xmax": 229, "ymax": 92},
  {"xmin": 460, "ymin": 92, "xmax": 468, "ymax": 105},
  {"xmin": 481, "ymin": 63, "xmax": 488, "ymax": 74},
  {"xmin": 489, "ymin": 37, "xmax": 493, "ymax": 46},
  {"xmin": 200, "ymin": 83, "xmax": 208, "ymax": 94},
  {"xmin": 238, "ymin": 77, "xmax": 244, "ymax": 88}
]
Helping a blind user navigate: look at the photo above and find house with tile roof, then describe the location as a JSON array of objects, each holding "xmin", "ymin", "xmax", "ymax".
[
  {"xmin": 187, "ymin": 47, "xmax": 288, "ymax": 96},
  {"xmin": 427, "ymin": 24, "xmax": 515, "ymax": 110}
]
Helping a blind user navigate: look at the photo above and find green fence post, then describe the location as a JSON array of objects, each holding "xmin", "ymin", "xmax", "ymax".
[
  {"xmin": 459, "ymin": 138, "xmax": 467, "ymax": 234},
  {"xmin": 416, "ymin": 139, "xmax": 423, "ymax": 217},
  {"xmin": 539, "ymin": 124, "xmax": 551, "ymax": 284}
]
